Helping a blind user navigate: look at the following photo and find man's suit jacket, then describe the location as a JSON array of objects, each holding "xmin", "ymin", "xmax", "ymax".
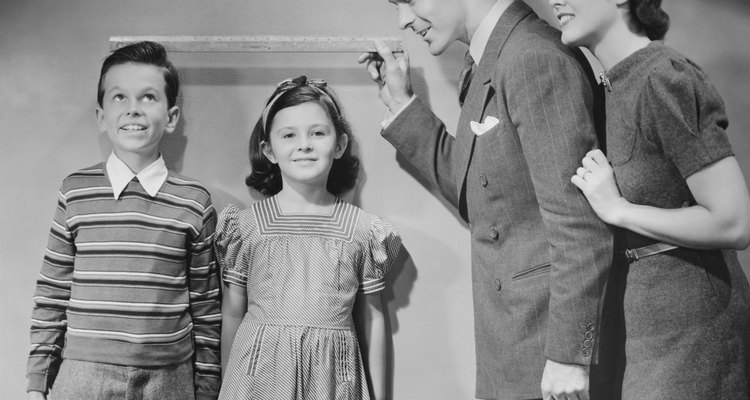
[{"xmin": 382, "ymin": 2, "xmax": 614, "ymax": 398}]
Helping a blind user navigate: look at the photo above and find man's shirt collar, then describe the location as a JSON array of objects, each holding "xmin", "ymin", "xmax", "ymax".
[
  {"xmin": 106, "ymin": 152, "xmax": 168, "ymax": 199},
  {"xmin": 469, "ymin": 0, "xmax": 513, "ymax": 65}
]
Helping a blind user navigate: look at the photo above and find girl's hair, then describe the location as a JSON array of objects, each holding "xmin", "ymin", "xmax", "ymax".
[
  {"xmin": 627, "ymin": 0, "xmax": 670, "ymax": 40},
  {"xmin": 246, "ymin": 76, "xmax": 360, "ymax": 196}
]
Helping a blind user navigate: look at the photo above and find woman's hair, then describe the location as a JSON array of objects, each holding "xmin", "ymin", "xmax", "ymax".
[
  {"xmin": 246, "ymin": 76, "xmax": 360, "ymax": 196},
  {"xmin": 627, "ymin": 0, "xmax": 670, "ymax": 41}
]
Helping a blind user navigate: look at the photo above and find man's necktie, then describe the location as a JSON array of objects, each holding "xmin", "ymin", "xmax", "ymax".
[{"xmin": 458, "ymin": 50, "xmax": 475, "ymax": 107}]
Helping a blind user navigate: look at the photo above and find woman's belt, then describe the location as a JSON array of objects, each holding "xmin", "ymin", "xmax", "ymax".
[{"xmin": 624, "ymin": 242, "xmax": 679, "ymax": 263}]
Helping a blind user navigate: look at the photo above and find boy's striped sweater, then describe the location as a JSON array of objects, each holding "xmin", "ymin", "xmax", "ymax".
[{"xmin": 27, "ymin": 163, "xmax": 221, "ymax": 399}]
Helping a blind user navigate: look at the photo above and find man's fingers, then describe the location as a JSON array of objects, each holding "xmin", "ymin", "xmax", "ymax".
[
  {"xmin": 374, "ymin": 39, "xmax": 397, "ymax": 63},
  {"xmin": 394, "ymin": 49, "xmax": 410, "ymax": 71}
]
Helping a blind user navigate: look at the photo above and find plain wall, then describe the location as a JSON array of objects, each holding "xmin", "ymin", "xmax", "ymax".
[{"xmin": 1, "ymin": 0, "xmax": 749, "ymax": 398}]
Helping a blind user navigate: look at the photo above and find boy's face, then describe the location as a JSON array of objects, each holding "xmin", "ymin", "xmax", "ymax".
[{"xmin": 96, "ymin": 62, "xmax": 179, "ymax": 164}]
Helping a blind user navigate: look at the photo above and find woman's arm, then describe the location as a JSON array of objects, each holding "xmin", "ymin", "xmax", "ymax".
[
  {"xmin": 354, "ymin": 291, "xmax": 387, "ymax": 400},
  {"xmin": 220, "ymin": 283, "xmax": 247, "ymax": 376},
  {"xmin": 573, "ymin": 150, "xmax": 750, "ymax": 249}
]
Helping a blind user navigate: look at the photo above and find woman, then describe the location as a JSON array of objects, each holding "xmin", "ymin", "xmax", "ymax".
[{"xmin": 548, "ymin": 0, "xmax": 750, "ymax": 398}]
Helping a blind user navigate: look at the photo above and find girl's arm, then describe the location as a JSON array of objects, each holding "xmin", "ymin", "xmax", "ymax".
[
  {"xmin": 573, "ymin": 150, "xmax": 750, "ymax": 250},
  {"xmin": 221, "ymin": 283, "xmax": 247, "ymax": 376},
  {"xmin": 354, "ymin": 291, "xmax": 387, "ymax": 400}
]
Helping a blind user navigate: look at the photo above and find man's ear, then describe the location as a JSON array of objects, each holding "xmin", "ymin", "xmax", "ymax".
[
  {"xmin": 261, "ymin": 140, "xmax": 277, "ymax": 164},
  {"xmin": 164, "ymin": 106, "xmax": 181, "ymax": 134},
  {"xmin": 334, "ymin": 133, "xmax": 349, "ymax": 159}
]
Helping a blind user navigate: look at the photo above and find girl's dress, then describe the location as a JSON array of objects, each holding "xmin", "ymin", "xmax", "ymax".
[
  {"xmin": 603, "ymin": 41, "xmax": 750, "ymax": 399},
  {"xmin": 215, "ymin": 196, "xmax": 400, "ymax": 400}
]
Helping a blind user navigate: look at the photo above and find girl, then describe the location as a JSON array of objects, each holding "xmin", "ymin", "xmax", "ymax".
[
  {"xmin": 548, "ymin": 0, "xmax": 750, "ymax": 398},
  {"xmin": 216, "ymin": 76, "xmax": 400, "ymax": 400}
]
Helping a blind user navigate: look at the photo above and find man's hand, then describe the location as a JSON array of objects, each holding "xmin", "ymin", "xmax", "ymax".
[
  {"xmin": 357, "ymin": 40, "xmax": 414, "ymax": 114},
  {"xmin": 28, "ymin": 391, "xmax": 46, "ymax": 400},
  {"xmin": 541, "ymin": 359, "xmax": 590, "ymax": 400}
]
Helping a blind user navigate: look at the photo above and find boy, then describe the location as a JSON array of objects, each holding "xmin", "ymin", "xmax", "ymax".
[{"xmin": 26, "ymin": 41, "xmax": 221, "ymax": 400}]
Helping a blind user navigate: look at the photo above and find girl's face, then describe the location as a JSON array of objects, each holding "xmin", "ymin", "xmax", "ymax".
[
  {"xmin": 549, "ymin": 0, "xmax": 622, "ymax": 48},
  {"xmin": 262, "ymin": 101, "xmax": 347, "ymax": 191}
]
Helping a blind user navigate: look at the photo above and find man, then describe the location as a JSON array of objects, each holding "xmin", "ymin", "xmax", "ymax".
[{"xmin": 359, "ymin": 0, "xmax": 614, "ymax": 399}]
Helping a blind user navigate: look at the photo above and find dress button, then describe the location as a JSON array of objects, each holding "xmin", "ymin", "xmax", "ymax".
[
  {"xmin": 489, "ymin": 227, "xmax": 499, "ymax": 240},
  {"xmin": 479, "ymin": 174, "xmax": 488, "ymax": 187},
  {"xmin": 494, "ymin": 279, "xmax": 502, "ymax": 291}
]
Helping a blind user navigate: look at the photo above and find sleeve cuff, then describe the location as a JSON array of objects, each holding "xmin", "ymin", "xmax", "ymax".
[
  {"xmin": 26, "ymin": 373, "xmax": 50, "ymax": 394},
  {"xmin": 380, "ymin": 94, "xmax": 417, "ymax": 129}
]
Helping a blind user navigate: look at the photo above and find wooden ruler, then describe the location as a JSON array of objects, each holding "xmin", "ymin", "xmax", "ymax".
[{"xmin": 109, "ymin": 35, "xmax": 403, "ymax": 53}]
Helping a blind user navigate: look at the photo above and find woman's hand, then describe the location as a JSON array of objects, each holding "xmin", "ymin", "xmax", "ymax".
[{"xmin": 571, "ymin": 149, "xmax": 629, "ymax": 225}]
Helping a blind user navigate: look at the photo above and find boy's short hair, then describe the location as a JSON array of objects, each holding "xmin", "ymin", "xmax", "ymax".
[
  {"xmin": 97, "ymin": 41, "xmax": 179, "ymax": 108},
  {"xmin": 246, "ymin": 76, "xmax": 360, "ymax": 196}
]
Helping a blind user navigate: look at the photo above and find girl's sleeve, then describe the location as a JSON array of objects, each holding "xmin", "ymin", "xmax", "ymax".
[
  {"xmin": 359, "ymin": 217, "xmax": 402, "ymax": 294},
  {"xmin": 214, "ymin": 204, "xmax": 249, "ymax": 288},
  {"xmin": 641, "ymin": 59, "xmax": 734, "ymax": 178}
]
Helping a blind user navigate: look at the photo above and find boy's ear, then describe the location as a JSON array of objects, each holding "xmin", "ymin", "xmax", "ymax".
[
  {"xmin": 334, "ymin": 133, "xmax": 349, "ymax": 159},
  {"xmin": 95, "ymin": 106, "xmax": 107, "ymax": 133},
  {"xmin": 261, "ymin": 140, "xmax": 277, "ymax": 164},
  {"xmin": 164, "ymin": 106, "xmax": 181, "ymax": 134}
]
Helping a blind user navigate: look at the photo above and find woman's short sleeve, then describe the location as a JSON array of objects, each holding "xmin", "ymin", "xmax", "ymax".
[
  {"xmin": 359, "ymin": 217, "xmax": 402, "ymax": 294},
  {"xmin": 214, "ymin": 203, "xmax": 249, "ymax": 288},
  {"xmin": 640, "ymin": 59, "xmax": 734, "ymax": 178}
]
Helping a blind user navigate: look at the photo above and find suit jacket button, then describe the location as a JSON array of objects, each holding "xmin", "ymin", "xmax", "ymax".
[
  {"xmin": 583, "ymin": 339, "xmax": 593, "ymax": 348},
  {"xmin": 489, "ymin": 227, "xmax": 499, "ymax": 240},
  {"xmin": 586, "ymin": 323, "xmax": 595, "ymax": 331},
  {"xmin": 582, "ymin": 348, "xmax": 591, "ymax": 357},
  {"xmin": 585, "ymin": 331, "xmax": 594, "ymax": 340},
  {"xmin": 479, "ymin": 174, "xmax": 488, "ymax": 187},
  {"xmin": 494, "ymin": 279, "xmax": 502, "ymax": 291}
]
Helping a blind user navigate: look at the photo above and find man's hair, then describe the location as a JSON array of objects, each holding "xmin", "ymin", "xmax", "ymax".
[{"xmin": 97, "ymin": 41, "xmax": 179, "ymax": 108}]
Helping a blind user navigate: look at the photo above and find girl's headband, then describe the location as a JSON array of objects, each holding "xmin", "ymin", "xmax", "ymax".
[{"xmin": 261, "ymin": 76, "xmax": 340, "ymax": 134}]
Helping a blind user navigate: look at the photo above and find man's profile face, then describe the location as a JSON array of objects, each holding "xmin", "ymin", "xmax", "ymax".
[{"xmin": 387, "ymin": 0, "xmax": 468, "ymax": 55}]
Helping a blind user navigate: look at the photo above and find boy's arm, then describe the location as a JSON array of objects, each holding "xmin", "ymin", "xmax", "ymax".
[
  {"xmin": 354, "ymin": 292, "xmax": 388, "ymax": 400},
  {"xmin": 27, "ymin": 190, "xmax": 74, "ymax": 395},
  {"xmin": 188, "ymin": 203, "xmax": 222, "ymax": 400}
]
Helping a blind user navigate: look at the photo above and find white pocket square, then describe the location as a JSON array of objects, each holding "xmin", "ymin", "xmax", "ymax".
[{"xmin": 470, "ymin": 116, "xmax": 499, "ymax": 136}]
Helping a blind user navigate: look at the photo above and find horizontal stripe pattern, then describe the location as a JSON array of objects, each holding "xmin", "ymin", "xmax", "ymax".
[{"xmin": 27, "ymin": 163, "xmax": 221, "ymax": 397}]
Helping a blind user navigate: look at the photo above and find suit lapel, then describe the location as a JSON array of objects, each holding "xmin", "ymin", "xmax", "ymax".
[{"xmin": 454, "ymin": 1, "xmax": 534, "ymax": 219}]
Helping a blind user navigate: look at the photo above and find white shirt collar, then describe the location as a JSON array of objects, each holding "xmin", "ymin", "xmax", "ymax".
[
  {"xmin": 106, "ymin": 152, "xmax": 168, "ymax": 199},
  {"xmin": 469, "ymin": 0, "xmax": 514, "ymax": 65}
]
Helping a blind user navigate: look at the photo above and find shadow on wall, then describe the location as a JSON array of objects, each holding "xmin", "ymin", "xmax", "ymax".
[
  {"xmin": 713, "ymin": 0, "xmax": 750, "ymax": 13},
  {"xmin": 383, "ymin": 245, "xmax": 417, "ymax": 400}
]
